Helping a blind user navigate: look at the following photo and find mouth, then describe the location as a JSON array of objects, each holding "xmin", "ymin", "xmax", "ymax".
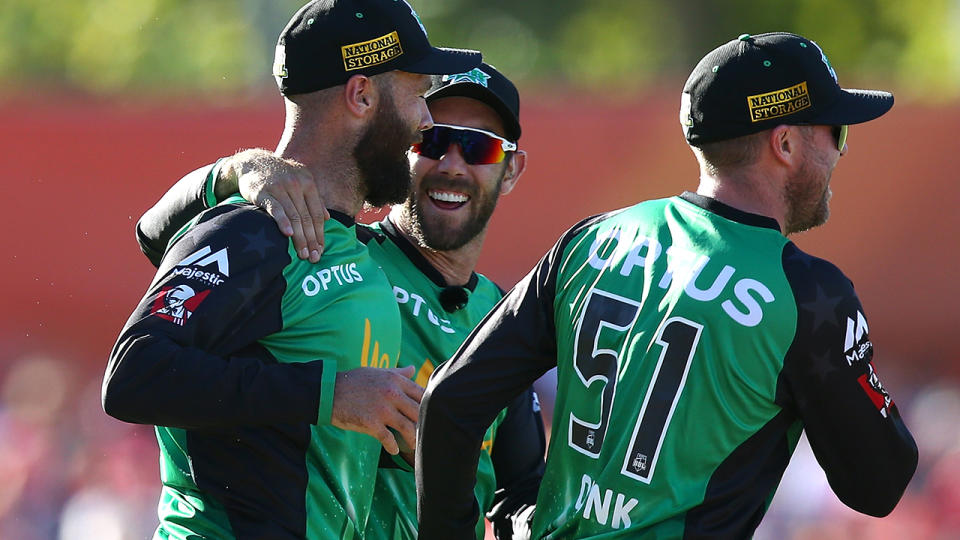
[{"xmin": 427, "ymin": 189, "xmax": 470, "ymax": 210}]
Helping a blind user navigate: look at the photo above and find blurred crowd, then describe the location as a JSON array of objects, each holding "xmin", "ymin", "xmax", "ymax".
[{"xmin": 0, "ymin": 353, "xmax": 956, "ymax": 539}]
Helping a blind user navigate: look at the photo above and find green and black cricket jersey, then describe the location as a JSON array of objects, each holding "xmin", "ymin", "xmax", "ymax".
[
  {"xmin": 418, "ymin": 192, "xmax": 918, "ymax": 539},
  {"xmin": 130, "ymin": 163, "xmax": 545, "ymax": 539},
  {"xmin": 362, "ymin": 219, "xmax": 545, "ymax": 540},
  {"xmin": 106, "ymin": 196, "xmax": 402, "ymax": 539}
]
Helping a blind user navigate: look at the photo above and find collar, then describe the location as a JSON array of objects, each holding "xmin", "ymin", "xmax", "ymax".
[
  {"xmin": 327, "ymin": 209, "xmax": 356, "ymax": 228},
  {"xmin": 378, "ymin": 217, "xmax": 479, "ymax": 290},
  {"xmin": 679, "ymin": 191, "xmax": 781, "ymax": 232}
]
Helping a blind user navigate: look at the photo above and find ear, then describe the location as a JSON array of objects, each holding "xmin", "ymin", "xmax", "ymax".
[
  {"xmin": 499, "ymin": 149, "xmax": 527, "ymax": 196},
  {"xmin": 344, "ymin": 74, "xmax": 377, "ymax": 118},
  {"xmin": 769, "ymin": 124, "xmax": 802, "ymax": 168}
]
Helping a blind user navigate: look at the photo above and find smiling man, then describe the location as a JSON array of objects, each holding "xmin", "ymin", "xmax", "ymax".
[{"xmin": 135, "ymin": 63, "xmax": 545, "ymax": 540}]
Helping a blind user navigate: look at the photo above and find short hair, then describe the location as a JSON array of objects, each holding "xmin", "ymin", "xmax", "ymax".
[{"xmin": 691, "ymin": 130, "xmax": 768, "ymax": 176}]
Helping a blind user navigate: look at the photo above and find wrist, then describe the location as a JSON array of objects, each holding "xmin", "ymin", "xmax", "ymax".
[{"xmin": 212, "ymin": 157, "xmax": 240, "ymax": 202}]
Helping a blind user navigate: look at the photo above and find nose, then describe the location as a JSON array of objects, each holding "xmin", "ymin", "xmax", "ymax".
[
  {"xmin": 418, "ymin": 99, "xmax": 433, "ymax": 132},
  {"xmin": 435, "ymin": 142, "xmax": 469, "ymax": 177}
]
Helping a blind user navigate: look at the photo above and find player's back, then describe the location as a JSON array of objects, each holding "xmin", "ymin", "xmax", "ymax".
[{"xmin": 535, "ymin": 193, "xmax": 799, "ymax": 538}]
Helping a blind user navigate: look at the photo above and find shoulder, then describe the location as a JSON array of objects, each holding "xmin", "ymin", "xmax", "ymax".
[
  {"xmin": 781, "ymin": 242, "xmax": 857, "ymax": 299},
  {"xmin": 356, "ymin": 221, "xmax": 388, "ymax": 246},
  {"xmin": 164, "ymin": 203, "xmax": 291, "ymax": 271},
  {"xmin": 780, "ymin": 242, "xmax": 866, "ymax": 344}
]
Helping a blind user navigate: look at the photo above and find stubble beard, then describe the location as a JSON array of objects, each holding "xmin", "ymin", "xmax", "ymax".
[
  {"xmin": 353, "ymin": 90, "xmax": 416, "ymax": 208},
  {"xmin": 783, "ymin": 155, "xmax": 832, "ymax": 235},
  {"xmin": 399, "ymin": 166, "xmax": 506, "ymax": 251}
]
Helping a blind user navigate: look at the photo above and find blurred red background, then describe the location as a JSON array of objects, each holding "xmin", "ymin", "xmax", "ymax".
[
  {"xmin": 3, "ymin": 93, "xmax": 956, "ymax": 381},
  {"xmin": 2, "ymin": 93, "xmax": 958, "ymax": 539}
]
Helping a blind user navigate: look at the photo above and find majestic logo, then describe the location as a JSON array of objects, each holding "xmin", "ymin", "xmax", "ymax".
[
  {"xmin": 442, "ymin": 68, "xmax": 491, "ymax": 87},
  {"xmin": 177, "ymin": 246, "xmax": 230, "ymax": 276},
  {"xmin": 857, "ymin": 362, "xmax": 894, "ymax": 418},
  {"xmin": 843, "ymin": 310, "xmax": 873, "ymax": 365},
  {"xmin": 342, "ymin": 31, "xmax": 403, "ymax": 71},
  {"xmin": 747, "ymin": 82, "xmax": 811, "ymax": 122},
  {"xmin": 151, "ymin": 285, "xmax": 211, "ymax": 326}
]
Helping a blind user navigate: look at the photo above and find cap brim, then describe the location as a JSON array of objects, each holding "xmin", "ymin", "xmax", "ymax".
[
  {"xmin": 402, "ymin": 47, "xmax": 482, "ymax": 77},
  {"xmin": 811, "ymin": 89, "xmax": 894, "ymax": 126},
  {"xmin": 426, "ymin": 83, "xmax": 521, "ymax": 140}
]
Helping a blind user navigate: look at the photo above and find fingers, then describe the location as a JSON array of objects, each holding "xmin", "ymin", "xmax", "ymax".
[
  {"xmin": 302, "ymin": 184, "xmax": 327, "ymax": 263},
  {"xmin": 258, "ymin": 194, "xmax": 294, "ymax": 238},
  {"xmin": 373, "ymin": 425, "xmax": 401, "ymax": 455},
  {"xmin": 235, "ymin": 155, "xmax": 327, "ymax": 262}
]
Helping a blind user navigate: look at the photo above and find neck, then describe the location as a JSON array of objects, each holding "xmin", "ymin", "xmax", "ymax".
[
  {"xmin": 695, "ymin": 169, "xmax": 786, "ymax": 228},
  {"xmin": 275, "ymin": 98, "xmax": 365, "ymax": 216},
  {"xmin": 390, "ymin": 214, "xmax": 485, "ymax": 286}
]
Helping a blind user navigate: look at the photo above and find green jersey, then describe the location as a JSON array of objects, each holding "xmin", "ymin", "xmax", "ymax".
[
  {"xmin": 362, "ymin": 219, "xmax": 507, "ymax": 540},
  {"xmin": 128, "ymin": 163, "xmax": 546, "ymax": 540},
  {"xmin": 106, "ymin": 197, "xmax": 401, "ymax": 539},
  {"xmin": 418, "ymin": 193, "xmax": 917, "ymax": 539}
]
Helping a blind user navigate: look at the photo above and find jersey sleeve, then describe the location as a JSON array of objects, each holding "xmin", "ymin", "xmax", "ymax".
[
  {"xmin": 136, "ymin": 161, "xmax": 222, "ymax": 267},
  {"xmin": 416, "ymin": 216, "xmax": 598, "ymax": 540},
  {"xmin": 486, "ymin": 388, "xmax": 546, "ymax": 540},
  {"xmin": 777, "ymin": 243, "xmax": 918, "ymax": 516},
  {"xmin": 104, "ymin": 204, "xmax": 336, "ymax": 430}
]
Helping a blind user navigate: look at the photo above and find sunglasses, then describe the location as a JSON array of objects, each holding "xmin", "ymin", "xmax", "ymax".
[
  {"xmin": 832, "ymin": 125, "xmax": 848, "ymax": 152},
  {"xmin": 411, "ymin": 124, "xmax": 517, "ymax": 165}
]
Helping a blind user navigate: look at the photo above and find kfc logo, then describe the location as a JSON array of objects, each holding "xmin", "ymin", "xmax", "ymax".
[
  {"xmin": 151, "ymin": 285, "xmax": 211, "ymax": 326},
  {"xmin": 857, "ymin": 362, "xmax": 894, "ymax": 418}
]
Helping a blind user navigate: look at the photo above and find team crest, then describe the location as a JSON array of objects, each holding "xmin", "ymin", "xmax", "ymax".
[
  {"xmin": 810, "ymin": 39, "xmax": 838, "ymax": 83},
  {"xmin": 151, "ymin": 285, "xmax": 211, "ymax": 326},
  {"xmin": 443, "ymin": 68, "xmax": 491, "ymax": 87},
  {"xmin": 402, "ymin": 0, "xmax": 428, "ymax": 37},
  {"xmin": 857, "ymin": 362, "xmax": 894, "ymax": 418}
]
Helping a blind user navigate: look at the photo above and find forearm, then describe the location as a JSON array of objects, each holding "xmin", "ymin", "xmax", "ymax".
[
  {"xmin": 136, "ymin": 161, "xmax": 223, "ymax": 266},
  {"xmin": 487, "ymin": 388, "xmax": 545, "ymax": 531},
  {"xmin": 104, "ymin": 332, "xmax": 332, "ymax": 429}
]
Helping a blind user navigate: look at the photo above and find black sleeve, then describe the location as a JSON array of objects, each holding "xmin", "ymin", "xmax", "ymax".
[
  {"xmin": 416, "ymin": 215, "xmax": 601, "ymax": 540},
  {"xmin": 137, "ymin": 162, "xmax": 220, "ymax": 268},
  {"xmin": 778, "ymin": 244, "xmax": 918, "ymax": 517},
  {"xmin": 104, "ymin": 204, "xmax": 330, "ymax": 430},
  {"xmin": 486, "ymin": 388, "xmax": 546, "ymax": 540}
]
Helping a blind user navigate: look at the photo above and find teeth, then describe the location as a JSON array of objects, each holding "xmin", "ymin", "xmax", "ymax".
[{"xmin": 428, "ymin": 190, "xmax": 469, "ymax": 203}]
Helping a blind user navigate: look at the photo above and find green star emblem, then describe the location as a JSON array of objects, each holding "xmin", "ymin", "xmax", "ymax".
[{"xmin": 442, "ymin": 68, "xmax": 491, "ymax": 87}]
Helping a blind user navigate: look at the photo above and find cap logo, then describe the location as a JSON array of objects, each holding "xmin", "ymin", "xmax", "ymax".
[
  {"xmin": 442, "ymin": 68, "xmax": 491, "ymax": 87},
  {"xmin": 747, "ymin": 81, "xmax": 811, "ymax": 122},
  {"xmin": 342, "ymin": 31, "xmax": 403, "ymax": 71},
  {"xmin": 399, "ymin": 0, "xmax": 428, "ymax": 37},
  {"xmin": 810, "ymin": 40, "xmax": 838, "ymax": 83}
]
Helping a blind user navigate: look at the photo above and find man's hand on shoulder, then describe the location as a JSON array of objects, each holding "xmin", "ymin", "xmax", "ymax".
[
  {"xmin": 219, "ymin": 148, "xmax": 329, "ymax": 263},
  {"xmin": 332, "ymin": 365, "xmax": 424, "ymax": 455}
]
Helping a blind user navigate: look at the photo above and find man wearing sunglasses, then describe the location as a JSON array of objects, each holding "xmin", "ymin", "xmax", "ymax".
[
  {"xmin": 135, "ymin": 62, "xmax": 543, "ymax": 540},
  {"xmin": 103, "ymin": 0, "xmax": 486, "ymax": 538},
  {"xmin": 416, "ymin": 32, "xmax": 917, "ymax": 539}
]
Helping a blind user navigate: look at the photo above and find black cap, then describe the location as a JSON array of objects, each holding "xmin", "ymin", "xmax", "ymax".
[
  {"xmin": 680, "ymin": 32, "xmax": 894, "ymax": 145},
  {"xmin": 274, "ymin": 0, "xmax": 482, "ymax": 95},
  {"xmin": 425, "ymin": 63, "xmax": 521, "ymax": 141}
]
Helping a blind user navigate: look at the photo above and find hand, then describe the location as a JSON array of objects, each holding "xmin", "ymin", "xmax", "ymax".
[
  {"xmin": 221, "ymin": 149, "xmax": 330, "ymax": 263},
  {"xmin": 331, "ymin": 366, "xmax": 424, "ymax": 455}
]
